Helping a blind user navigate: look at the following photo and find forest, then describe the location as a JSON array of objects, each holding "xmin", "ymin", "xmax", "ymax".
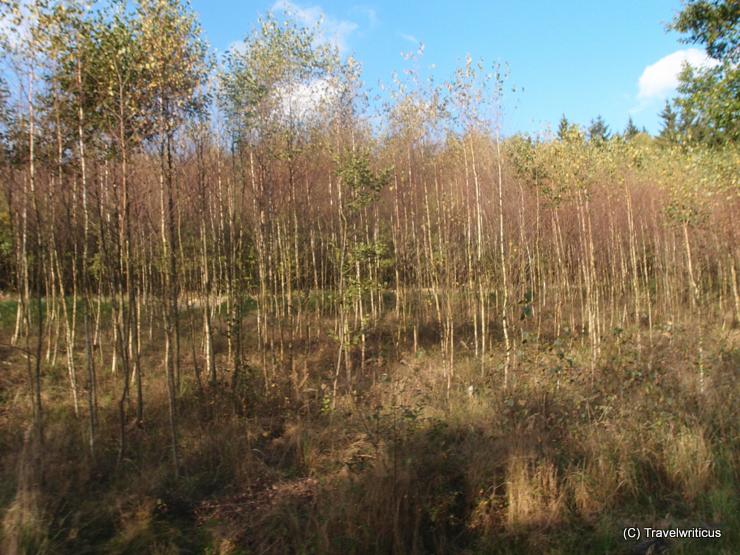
[{"xmin": 0, "ymin": 0, "xmax": 737, "ymax": 553}]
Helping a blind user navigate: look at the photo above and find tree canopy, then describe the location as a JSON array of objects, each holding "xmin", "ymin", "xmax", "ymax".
[{"xmin": 668, "ymin": 0, "xmax": 739, "ymax": 145}]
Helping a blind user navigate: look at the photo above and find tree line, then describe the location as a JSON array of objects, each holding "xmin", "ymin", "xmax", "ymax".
[{"xmin": 0, "ymin": 0, "xmax": 736, "ymax": 480}]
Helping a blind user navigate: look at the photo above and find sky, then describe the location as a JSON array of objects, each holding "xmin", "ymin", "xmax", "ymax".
[
  {"xmin": 0, "ymin": 0, "xmax": 712, "ymax": 137},
  {"xmin": 189, "ymin": 0, "xmax": 717, "ymax": 137}
]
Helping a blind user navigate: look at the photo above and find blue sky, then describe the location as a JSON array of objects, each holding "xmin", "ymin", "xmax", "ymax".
[{"xmin": 193, "ymin": 1, "xmax": 710, "ymax": 137}]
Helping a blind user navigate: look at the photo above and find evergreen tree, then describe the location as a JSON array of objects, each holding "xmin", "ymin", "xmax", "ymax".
[
  {"xmin": 658, "ymin": 101, "xmax": 680, "ymax": 144},
  {"xmin": 556, "ymin": 113, "xmax": 582, "ymax": 141},
  {"xmin": 587, "ymin": 115, "xmax": 610, "ymax": 143},
  {"xmin": 557, "ymin": 114, "xmax": 569, "ymax": 140},
  {"xmin": 623, "ymin": 115, "xmax": 639, "ymax": 140}
]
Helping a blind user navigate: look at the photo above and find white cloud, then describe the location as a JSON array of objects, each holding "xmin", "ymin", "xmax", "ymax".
[
  {"xmin": 275, "ymin": 76, "xmax": 342, "ymax": 123},
  {"xmin": 637, "ymin": 48, "xmax": 718, "ymax": 101},
  {"xmin": 271, "ymin": 0, "xmax": 358, "ymax": 53},
  {"xmin": 399, "ymin": 32, "xmax": 419, "ymax": 44},
  {"xmin": 351, "ymin": 6, "xmax": 379, "ymax": 28}
]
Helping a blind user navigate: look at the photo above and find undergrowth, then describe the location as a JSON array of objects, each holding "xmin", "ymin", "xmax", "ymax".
[{"xmin": 1, "ymin": 319, "xmax": 737, "ymax": 554}]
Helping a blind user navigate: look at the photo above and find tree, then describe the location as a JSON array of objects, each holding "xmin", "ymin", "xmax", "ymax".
[
  {"xmin": 556, "ymin": 114, "xmax": 583, "ymax": 141},
  {"xmin": 0, "ymin": 77, "xmax": 13, "ymax": 289},
  {"xmin": 658, "ymin": 101, "xmax": 680, "ymax": 144},
  {"xmin": 669, "ymin": 0, "xmax": 739, "ymax": 144},
  {"xmin": 219, "ymin": 14, "xmax": 350, "ymax": 402},
  {"xmin": 671, "ymin": 0, "xmax": 739, "ymax": 62},
  {"xmin": 557, "ymin": 114, "xmax": 569, "ymax": 140},
  {"xmin": 623, "ymin": 115, "xmax": 640, "ymax": 140},
  {"xmin": 587, "ymin": 115, "xmax": 610, "ymax": 143},
  {"xmin": 137, "ymin": 0, "xmax": 210, "ymax": 476}
]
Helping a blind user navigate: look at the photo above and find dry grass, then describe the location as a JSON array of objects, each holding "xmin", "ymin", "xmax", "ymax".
[
  {"xmin": 663, "ymin": 425, "xmax": 714, "ymax": 503},
  {"xmin": 568, "ymin": 446, "xmax": 623, "ymax": 521},
  {"xmin": 0, "ymin": 318, "xmax": 738, "ymax": 554},
  {"xmin": 505, "ymin": 456, "xmax": 565, "ymax": 530}
]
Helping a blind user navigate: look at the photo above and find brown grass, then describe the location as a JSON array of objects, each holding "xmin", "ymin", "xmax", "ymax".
[{"xmin": 0, "ymin": 318, "xmax": 737, "ymax": 554}]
